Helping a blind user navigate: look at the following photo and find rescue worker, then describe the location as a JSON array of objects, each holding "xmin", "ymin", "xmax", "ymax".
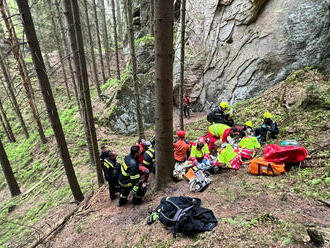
[
  {"xmin": 183, "ymin": 95, "xmax": 192, "ymax": 118},
  {"xmin": 214, "ymin": 141, "xmax": 242, "ymax": 170},
  {"xmin": 255, "ymin": 112, "xmax": 279, "ymax": 143},
  {"xmin": 143, "ymin": 145, "xmax": 155, "ymax": 173},
  {"xmin": 137, "ymin": 138, "xmax": 150, "ymax": 183},
  {"xmin": 99, "ymin": 146, "xmax": 111, "ymax": 163},
  {"xmin": 190, "ymin": 137, "xmax": 210, "ymax": 166},
  {"xmin": 101, "ymin": 152, "xmax": 120, "ymax": 200},
  {"xmin": 118, "ymin": 146, "xmax": 147, "ymax": 206},
  {"xmin": 238, "ymin": 121, "xmax": 261, "ymax": 160},
  {"xmin": 207, "ymin": 101, "xmax": 234, "ymax": 126},
  {"xmin": 208, "ymin": 123, "xmax": 236, "ymax": 151},
  {"xmin": 239, "ymin": 120, "xmax": 255, "ymax": 138},
  {"xmin": 174, "ymin": 130, "xmax": 190, "ymax": 163}
]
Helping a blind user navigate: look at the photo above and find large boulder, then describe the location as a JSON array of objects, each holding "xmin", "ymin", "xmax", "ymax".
[{"xmin": 173, "ymin": 0, "xmax": 330, "ymax": 110}]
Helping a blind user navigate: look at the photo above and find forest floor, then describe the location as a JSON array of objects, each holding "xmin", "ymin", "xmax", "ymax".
[{"xmin": 0, "ymin": 68, "xmax": 329, "ymax": 248}]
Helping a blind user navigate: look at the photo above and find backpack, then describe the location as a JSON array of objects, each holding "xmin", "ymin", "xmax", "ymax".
[
  {"xmin": 249, "ymin": 157, "xmax": 286, "ymax": 176},
  {"xmin": 153, "ymin": 196, "xmax": 218, "ymax": 237}
]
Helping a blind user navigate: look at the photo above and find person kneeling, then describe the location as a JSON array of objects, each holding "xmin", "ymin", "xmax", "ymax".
[
  {"xmin": 214, "ymin": 141, "xmax": 242, "ymax": 170},
  {"xmin": 190, "ymin": 137, "xmax": 211, "ymax": 168},
  {"xmin": 118, "ymin": 146, "xmax": 147, "ymax": 206}
]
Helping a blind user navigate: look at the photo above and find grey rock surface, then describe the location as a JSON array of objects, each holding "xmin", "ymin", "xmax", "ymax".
[{"xmin": 173, "ymin": 0, "xmax": 330, "ymax": 110}]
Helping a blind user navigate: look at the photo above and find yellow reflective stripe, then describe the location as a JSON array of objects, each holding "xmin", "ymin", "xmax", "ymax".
[
  {"xmin": 130, "ymin": 174, "xmax": 140, "ymax": 180},
  {"xmin": 143, "ymin": 160, "xmax": 151, "ymax": 165},
  {"xmin": 104, "ymin": 160, "xmax": 114, "ymax": 169},
  {"xmin": 121, "ymin": 165, "xmax": 130, "ymax": 177},
  {"xmin": 119, "ymin": 181, "xmax": 132, "ymax": 187},
  {"xmin": 146, "ymin": 150, "xmax": 154, "ymax": 157},
  {"xmin": 103, "ymin": 162, "xmax": 110, "ymax": 169},
  {"xmin": 122, "ymin": 161, "xmax": 128, "ymax": 170}
]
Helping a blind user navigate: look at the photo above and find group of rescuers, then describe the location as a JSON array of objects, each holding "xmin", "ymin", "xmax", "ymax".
[{"xmin": 100, "ymin": 100, "xmax": 279, "ymax": 206}]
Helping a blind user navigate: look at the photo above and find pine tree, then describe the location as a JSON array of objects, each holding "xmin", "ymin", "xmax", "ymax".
[
  {"xmin": 154, "ymin": 0, "xmax": 174, "ymax": 190},
  {"xmin": 63, "ymin": 0, "xmax": 104, "ymax": 186},
  {"xmin": 111, "ymin": 0, "xmax": 121, "ymax": 80},
  {"xmin": 179, "ymin": 0, "xmax": 186, "ymax": 130},
  {"xmin": 15, "ymin": 0, "xmax": 84, "ymax": 202},
  {"xmin": 126, "ymin": 0, "xmax": 145, "ymax": 138},
  {"xmin": 0, "ymin": 137, "xmax": 21, "ymax": 197}
]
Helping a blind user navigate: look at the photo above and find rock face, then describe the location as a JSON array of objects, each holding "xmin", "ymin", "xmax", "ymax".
[
  {"xmin": 173, "ymin": 0, "xmax": 330, "ymax": 110},
  {"xmin": 108, "ymin": 34, "xmax": 155, "ymax": 134}
]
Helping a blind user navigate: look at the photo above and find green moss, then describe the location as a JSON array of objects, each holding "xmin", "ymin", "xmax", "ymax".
[{"xmin": 134, "ymin": 33, "xmax": 154, "ymax": 47}]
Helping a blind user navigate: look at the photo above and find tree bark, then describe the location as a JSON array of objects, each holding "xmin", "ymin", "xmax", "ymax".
[
  {"xmin": 116, "ymin": 0, "xmax": 122, "ymax": 41},
  {"xmin": 92, "ymin": 0, "xmax": 106, "ymax": 84},
  {"xmin": 65, "ymin": 0, "xmax": 95, "ymax": 168},
  {"xmin": 100, "ymin": 0, "xmax": 111, "ymax": 77},
  {"xmin": 126, "ymin": 0, "xmax": 145, "ymax": 139},
  {"xmin": 0, "ymin": 108, "xmax": 11, "ymax": 142},
  {"xmin": 64, "ymin": 0, "xmax": 104, "ymax": 186},
  {"xmin": 0, "ymin": 99, "xmax": 16, "ymax": 142},
  {"xmin": 48, "ymin": 0, "xmax": 71, "ymax": 100},
  {"xmin": 111, "ymin": 0, "xmax": 121, "ymax": 80},
  {"xmin": 154, "ymin": 0, "xmax": 174, "ymax": 190},
  {"xmin": 15, "ymin": 0, "xmax": 84, "ymax": 202},
  {"xmin": 179, "ymin": 0, "xmax": 186, "ymax": 131},
  {"xmin": 3, "ymin": 0, "xmax": 35, "ymax": 102},
  {"xmin": 0, "ymin": 1, "xmax": 47, "ymax": 144},
  {"xmin": 83, "ymin": 0, "xmax": 101, "ymax": 98},
  {"xmin": 0, "ymin": 137, "xmax": 20, "ymax": 196},
  {"xmin": 54, "ymin": 1, "xmax": 80, "ymax": 110},
  {"xmin": 0, "ymin": 52, "xmax": 29, "ymax": 139}
]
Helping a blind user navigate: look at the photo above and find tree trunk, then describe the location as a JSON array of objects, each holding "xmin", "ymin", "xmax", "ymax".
[
  {"xmin": 0, "ymin": 137, "xmax": 20, "ymax": 196},
  {"xmin": 92, "ymin": 0, "xmax": 106, "ymax": 84},
  {"xmin": 0, "ymin": 99, "xmax": 16, "ymax": 142},
  {"xmin": 83, "ymin": 0, "xmax": 101, "ymax": 99},
  {"xmin": 0, "ymin": 109, "xmax": 11, "ymax": 142},
  {"xmin": 126, "ymin": 0, "xmax": 145, "ymax": 139},
  {"xmin": 15, "ymin": 0, "xmax": 84, "ymax": 202},
  {"xmin": 179, "ymin": 0, "xmax": 186, "ymax": 131},
  {"xmin": 54, "ymin": 1, "xmax": 80, "ymax": 110},
  {"xmin": 0, "ymin": 1, "xmax": 47, "ymax": 144},
  {"xmin": 150, "ymin": 0, "xmax": 154, "ymax": 36},
  {"xmin": 154, "ymin": 0, "xmax": 174, "ymax": 190},
  {"xmin": 65, "ymin": 0, "xmax": 95, "ymax": 168},
  {"xmin": 100, "ymin": 0, "xmax": 111, "ymax": 78},
  {"xmin": 64, "ymin": 0, "xmax": 104, "ymax": 186},
  {"xmin": 48, "ymin": 0, "xmax": 71, "ymax": 100},
  {"xmin": 116, "ymin": 0, "xmax": 122, "ymax": 41},
  {"xmin": 0, "ymin": 52, "xmax": 29, "ymax": 139},
  {"xmin": 3, "ymin": 0, "xmax": 35, "ymax": 102},
  {"xmin": 111, "ymin": 0, "xmax": 121, "ymax": 80}
]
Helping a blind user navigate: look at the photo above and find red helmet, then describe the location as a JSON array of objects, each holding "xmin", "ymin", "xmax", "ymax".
[{"xmin": 177, "ymin": 130, "xmax": 186, "ymax": 138}]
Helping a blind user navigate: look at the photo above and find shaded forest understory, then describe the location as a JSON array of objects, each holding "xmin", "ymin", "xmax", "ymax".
[
  {"xmin": 0, "ymin": 68, "xmax": 329, "ymax": 247},
  {"xmin": 0, "ymin": 0, "xmax": 329, "ymax": 247}
]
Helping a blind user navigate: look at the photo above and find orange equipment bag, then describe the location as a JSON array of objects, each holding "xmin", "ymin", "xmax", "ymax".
[
  {"xmin": 249, "ymin": 158, "xmax": 286, "ymax": 176},
  {"xmin": 185, "ymin": 168, "xmax": 196, "ymax": 181}
]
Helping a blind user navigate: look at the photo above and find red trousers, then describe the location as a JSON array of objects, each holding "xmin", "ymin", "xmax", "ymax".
[{"xmin": 139, "ymin": 165, "xmax": 149, "ymax": 183}]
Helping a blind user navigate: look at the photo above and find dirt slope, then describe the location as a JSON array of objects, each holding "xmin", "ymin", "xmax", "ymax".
[{"xmin": 44, "ymin": 68, "xmax": 329, "ymax": 248}]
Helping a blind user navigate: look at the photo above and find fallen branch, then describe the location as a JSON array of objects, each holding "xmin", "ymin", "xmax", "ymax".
[
  {"xmin": 28, "ymin": 190, "xmax": 94, "ymax": 248},
  {"xmin": 317, "ymin": 199, "xmax": 330, "ymax": 208}
]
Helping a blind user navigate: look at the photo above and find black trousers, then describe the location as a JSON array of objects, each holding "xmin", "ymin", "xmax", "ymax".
[
  {"xmin": 255, "ymin": 127, "xmax": 278, "ymax": 142},
  {"xmin": 183, "ymin": 105, "xmax": 190, "ymax": 118},
  {"xmin": 107, "ymin": 176, "xmax": 119, "ymax": 200}
]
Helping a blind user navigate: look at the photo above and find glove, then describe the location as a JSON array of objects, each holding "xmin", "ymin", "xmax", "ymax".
[
  {"xmin": 132, "ymin": 185, "xmax": 139, "ymax": 194},
  {"xmin": 202, "ymin": 159, "xmax": 207, "ymax": 164},
  {"xmin": 147, "ymin": 212, "xmax": 159, "ymax": 225},
  {"xmin": 262, "ymin": 124, "xmax": 267, "ymax": 129}
]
